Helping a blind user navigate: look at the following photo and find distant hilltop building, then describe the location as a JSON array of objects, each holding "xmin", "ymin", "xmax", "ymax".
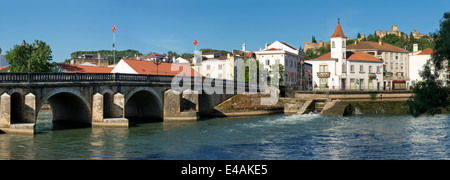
[
  {"xmin": 71, "ymin": 53, "xmax": 110, "ymax": 67},
  {"xmin": 375, "ymin": 25, "xmax": 427, "ymax": 39},
  {"xmin": 304, "ymin": 40, "xmax": 330, "ymax": 52}
]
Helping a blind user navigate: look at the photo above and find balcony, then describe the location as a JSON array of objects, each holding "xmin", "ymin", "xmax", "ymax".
[
  {"xmin": 317, "ymin": 72, "xmax": 330, "ymax": 78},
  {"xmin": 383, "ymin": 75, "xmax": 410, "ymax": 80},
  {"xmin": 368, "ymin": 73, "xmax": 376, "ymax": 79}
]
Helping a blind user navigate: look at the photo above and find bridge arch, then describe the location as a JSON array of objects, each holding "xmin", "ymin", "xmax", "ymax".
[
  {"xmin": 125, "ymin": 87, "xmax": 163, "ymax": 122},
  {"xmin": 37, "ymin": 89, "xmax": 91, "ymax": 125}
]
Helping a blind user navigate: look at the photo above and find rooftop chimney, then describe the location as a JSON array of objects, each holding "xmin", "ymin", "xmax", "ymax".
[
  {"xmin": 413, "ymin": 44, "xmax": 419, "ymax": 52},
  {"xmin": 379, "ymin": 41, "xmax": 383, "ymax": 45}
]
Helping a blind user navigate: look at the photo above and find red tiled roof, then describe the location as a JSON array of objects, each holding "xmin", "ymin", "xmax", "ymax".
[
  {"xmin": 56, "ymin": 63, "xmax": 113, "ymax": 73},
  {"xmin": 417, "ymin": 48, "xmax": 435, "ymax": 55},
  {"xmin": 330, "ymin": 23, "xmax": 348, "ymax": 38},
  {"xmin": 347, "ymin": 41, "xmax": 409, "ymax": 53},
  {"xmin": 122, "ymin": 59, "xmax": 202, "ymax": 77},
  {"xmin": 308, "ymin": 51, "xmax": 382, "ymax": 62},
  {"xmin": 346, "ymin": 51, "xmax": 382, "ymax": 62}
]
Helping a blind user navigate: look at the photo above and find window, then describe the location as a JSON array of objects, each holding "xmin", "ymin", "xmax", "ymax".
[
  {"xmin": 360, "ymin": 65, "xmax": 364, "ymax": 73},
  {"xmin": 350, "ymin": 79, "xmax": 355, "ymax": 89},
  {"xmin": 218, "ymin": 64, "xmax": 223, "ymax": 70},
  {"xmin": 319, "ymin": 65, "xmax": 328, "ymax": 72},
  {"xmin": 342, "ymin": 41, "xmax": 345, "ymax": 47},
  {"xmin": 275, "ymin": 59, "xmax": 280, "ymax": 64},
  {"xmin": 342, "ymin": 63, "xmax": 347, "ymax": 73},
  {"xmin": 350, "ymin": 65, "xmax": 355, "ymax": 73},
  {"xmin": 266, "ymin": 60, "xmax": 270, "ymax": 65},
  {"xmin": 332, "ymin": 41, "xmax": 335, "ymax": 48},
  {"xmin": 377, "ymin": 66, "xmax": 381, "ymax": 73},
  {"xmin": 390, "ymin": 62, "xmax": 393, "ymax": 70},
  {"xmin": 360, "ymin": 79, "xmax": 364, "ymax": 90},
  {"xmin": 401, "ymin": 63, "xmax": 403, "ymax": 70},
  {"xmin": 369, "ymin": 66, "xmax": 373, "ymax": 73},
  {"xmin": 343, "ymin": 53, "xmax": 345, "ymax": 59},
  {"xmin": 207, "ymin": 65, "xmax": 211, "ymax": 70}
]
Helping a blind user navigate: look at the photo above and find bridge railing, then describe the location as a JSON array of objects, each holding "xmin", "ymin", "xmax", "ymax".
[
  {"xmin": 0, "ymin": 73, "xmax": 270, "ymax": 93},
  {"xmin": 0, "ymin": 73, "xmax": 177, "ymax": 83}
]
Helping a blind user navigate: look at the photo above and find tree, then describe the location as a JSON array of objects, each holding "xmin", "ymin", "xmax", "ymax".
[
  {"xmin": 167, "ymin": 51, "xmax": 179, "ymax": 59},
  {"xmin": 408, "ymin": 12, "xmax": 450, "ymax": 117},
  {"xmin": 312, "ymin": 36, "xmax": 317, "ymax": 43},
  {"xmin": 357, "ymin": 32, "xmax": 361, "ymax": 39},
  {"xmin": 5, "ymin": 40, "xmax": 54, "ymax": 72}
]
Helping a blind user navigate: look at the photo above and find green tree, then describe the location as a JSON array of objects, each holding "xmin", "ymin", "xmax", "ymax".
[
  {"xmin": 408, "ymin": 12, "xmax": 450, "ymax": 117},
  {"xmin": 5, "ymin": 40, "xmax": 54, "ymax": 72},
  {"xmin": 357, "ymin": 32, "xmax": 361, "ymax": 39},
  {"xmin": 312, "ymin": 36, "xmax": 317, "ymax": 43}
]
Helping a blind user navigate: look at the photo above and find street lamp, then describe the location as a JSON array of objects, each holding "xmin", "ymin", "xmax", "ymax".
[
  {"xmin": 21, "ymin": 40, "xmax": 39, "ymax": 74},
  {"xmin": 152, "ymin": 57, "xmax": 162, "ymax": 76}
]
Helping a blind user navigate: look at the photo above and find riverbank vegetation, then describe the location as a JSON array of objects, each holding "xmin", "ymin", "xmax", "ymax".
[{"xmin": 408, "ymin": 12, "xmax": 450, "ymax": 117}]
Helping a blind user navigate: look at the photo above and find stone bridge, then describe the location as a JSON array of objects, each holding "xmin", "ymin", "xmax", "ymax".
[{"xmin": 0, "ymin": 73, "xmax": 245, "ymax": 134}]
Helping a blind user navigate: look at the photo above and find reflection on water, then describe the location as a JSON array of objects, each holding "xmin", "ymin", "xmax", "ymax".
[{"xmin": 1, "ymin": 111, "xmax": 450, "ymax": 160}]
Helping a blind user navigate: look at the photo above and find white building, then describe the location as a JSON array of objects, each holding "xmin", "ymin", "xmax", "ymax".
[
  {"xmin": 113, "ymin": 59, "xmax": 202, "ymax": 77},
  {"xmin": 174, "ymin": 57, "xmax": 190, "ymax": 64},
  {"xmin": 347, "ymin": 40, "xmax": 410, "ymax": 90},
  {"xmin": 254, "ymin": 41, "xmax": 304, "ymax": 86},
  {"xmin": 409, "ymin": 46, "xmax": 449, "ymax": 87},
  {"xmin": 306, "ymin": 21, "xmax": 384, "ymax": 90},
  {"xmin": 201, "ymin": 55, "xmax": 234, "ymax": 80}
]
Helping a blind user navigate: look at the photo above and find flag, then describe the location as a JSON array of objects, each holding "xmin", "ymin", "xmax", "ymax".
[
  {"xmin": 112, "ymin": 25, "xmax": 116, "ymax": 33},
  {"xmin": 193, "ymin": 40, "xmax": 198, "ymax": 46}
]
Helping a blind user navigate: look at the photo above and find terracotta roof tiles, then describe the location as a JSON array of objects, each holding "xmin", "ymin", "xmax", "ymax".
[
  {"xmin": 347, "ymin": 41, "xmax": 409, "ymax": 53},
  {"xmin": 308, "ymin": 51, "xmax": 382, "ymax": 62},
  {"xmin": 122, "ymin": 59, "xmax": 202, "ymax": 77},
  {"xmin": 417, "ymin": 48, "xmax": 435, "ymax": 55},
  {"xmin": 56, "ymin": 63, "xmax": 113, "ymax": 73},
  {"xmin": 330, "ymin": 23, "xmax": 348, "ymax": 38}
]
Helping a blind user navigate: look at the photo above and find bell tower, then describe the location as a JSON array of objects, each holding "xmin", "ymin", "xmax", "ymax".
[{"xmin": 330, "ymin": 18, "xmax": 347, "ymax": 62}]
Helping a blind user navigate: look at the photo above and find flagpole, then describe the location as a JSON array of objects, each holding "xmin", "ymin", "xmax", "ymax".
[{"xmin": 113, "ymin": 25, "xmax": 116, "ymax": 80}]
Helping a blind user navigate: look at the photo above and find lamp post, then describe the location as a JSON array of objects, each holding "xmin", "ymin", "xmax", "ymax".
[
  {"xmin": 22, "ymin": 40, "xmax": 39, "ymax": 82},
  {"xmin": 21, "ymin": 40, "xmax": 39, "ymax": 73},
  {"xmin": 152, "ymin": 57, "xmax": 162, "ymax": 76}
]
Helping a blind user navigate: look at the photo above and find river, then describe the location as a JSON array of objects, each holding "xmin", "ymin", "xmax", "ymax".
[{"xmin": 1, "ymin": 111, "xmax": 450, "ymax": 160}]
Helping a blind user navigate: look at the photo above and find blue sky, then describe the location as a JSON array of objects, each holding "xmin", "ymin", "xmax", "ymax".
[{"xmin": 0, "ymin": 0, "xmax": 449, "ymax": 62}]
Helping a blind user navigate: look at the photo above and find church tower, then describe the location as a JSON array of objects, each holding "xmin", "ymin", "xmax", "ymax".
[{"xmin": 330, "ymin": 19, "xmax": 347, "ymax": 62}]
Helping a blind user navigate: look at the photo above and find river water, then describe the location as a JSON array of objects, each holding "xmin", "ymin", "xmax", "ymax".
[{"xmin": 1, "ymin": 111, "xmax": 450, "ymax": 160}]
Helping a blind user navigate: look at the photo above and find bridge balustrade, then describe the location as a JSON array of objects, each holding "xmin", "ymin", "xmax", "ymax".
[{"xmin": 0, "ymin": 73, "xmax": 176, "ymax": 83}]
